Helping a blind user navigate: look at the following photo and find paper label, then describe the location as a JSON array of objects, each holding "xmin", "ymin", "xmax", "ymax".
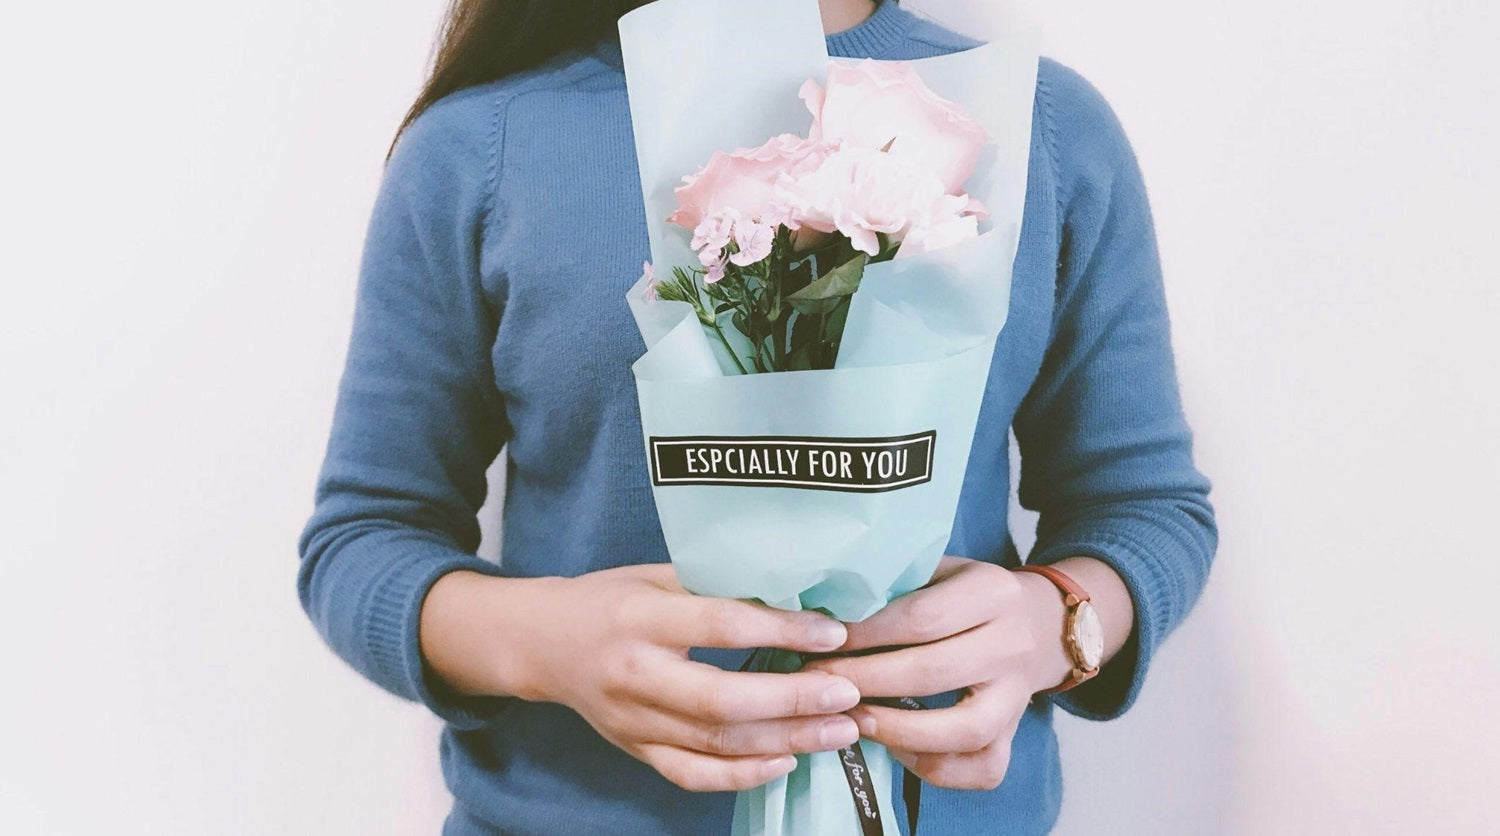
[{"xmin": 649, "ymin": 431, "xmax": 936, "ymax": 492}]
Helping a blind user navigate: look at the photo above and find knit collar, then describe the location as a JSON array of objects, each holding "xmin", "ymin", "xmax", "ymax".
[
  {"xmin": 827, "ymin": 0, "xmax": 914, "ymax": 59},
  {"xmin": 592, "ymin": 1, "xmax": 915, "ymax": 71}
]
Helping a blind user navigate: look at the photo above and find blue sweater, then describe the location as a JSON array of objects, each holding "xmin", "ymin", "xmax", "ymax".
[{"xmin": 297, "ymin": 2, "xmax": 1217, "ymax": 833}]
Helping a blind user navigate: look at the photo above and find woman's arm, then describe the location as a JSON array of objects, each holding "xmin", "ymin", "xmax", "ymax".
[
  {"xmin": 296, "ymin": 92, "xmax": 869, "ymax": 790},
  {"xmin": 295, "ymin": 95, "xmax": 516, "ymax": 729},
  {"xmin": 1012, "ymin": 59, "xmax": 1218, "ymax": 721},
  {"xmin": 803, "ymin": 59, "xmax": 1218, "ymax": 789}
]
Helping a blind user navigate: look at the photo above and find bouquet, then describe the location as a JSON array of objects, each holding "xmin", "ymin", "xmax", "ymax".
[
  {"xmin": 644, "ymin": 56, "xmax": 991, "ymax": 375},
  {"xmin": 619, "ymin": 1, "xmax": 1040, "ymax": 833}
]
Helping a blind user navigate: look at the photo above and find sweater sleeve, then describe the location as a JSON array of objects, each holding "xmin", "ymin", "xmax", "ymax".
[
  {"xmin": 1014, "ymin": 61, "xmax": 1218, "ymax": 721},
  {"xmin": 296, "ymin": 93, "xmax": 516, "ymax": 729}
]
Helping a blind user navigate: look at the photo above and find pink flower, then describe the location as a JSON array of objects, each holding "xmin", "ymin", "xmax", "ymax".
[
  {"xmin": 640, "ymin": 261, "xmax": 658, "ymax": 300},
  {"xmin": 704, "ymin": 255, "xmax": 727, "ymax": 284},
  {"xmin": 800, "ymin": 59, "xmax": 987, "ymax": 195},
  {"xmin": 729, "ymin": 217, "xmax": 775, "ymax": 266},
  {"xmin": 896, "ymin": 213, "xmax": 980, "ymax": 259},
  {"xmin": 669, "ymin": 134, "xmax": 834, "ymax": 233},
  {"xmin": 778, "ymin": 146, "xmax": 982, "ymax": 257},
  {"xmin": 690, "ymin": 210, "xmax": 778, "ymax": 271},
  {"xmin": 691, "ymin": 210, "xmax": 739, "ymax": 265}
]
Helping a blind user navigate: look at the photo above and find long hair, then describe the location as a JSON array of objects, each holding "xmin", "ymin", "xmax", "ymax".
[{"xmin": 390, "ymin": 0, "xmax": 647, "ymax": 158}]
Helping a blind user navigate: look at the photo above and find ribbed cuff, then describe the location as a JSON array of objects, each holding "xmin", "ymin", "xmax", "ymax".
[
  {"xmin": 365, "ymin": 544, "xmax": 517, "ymax": 730},
  {"xmin": 1026, "ymin": 517, "xmax": 1190, "ymax": 721}
]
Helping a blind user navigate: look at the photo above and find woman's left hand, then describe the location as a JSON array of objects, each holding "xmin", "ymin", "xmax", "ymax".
[{"xmin": 799, "ymin": 556, "xmax": 1078, "ymax": 791}]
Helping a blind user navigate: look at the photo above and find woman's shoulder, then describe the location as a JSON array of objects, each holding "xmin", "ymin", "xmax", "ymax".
[
  {"xmin": 889, "ymin": 9, "xmax": 1142, "ymax": 199},
  {"xmin": 1034, "ymin": 55, "xmax": 1144, "ymax": 199},
  {"xmin": 389, "ymin": 46, "xmax": 623, "ymax": 184}
]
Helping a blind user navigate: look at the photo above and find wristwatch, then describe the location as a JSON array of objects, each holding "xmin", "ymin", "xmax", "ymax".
[{"xmin": 1013, "ymin": 564, "xmax": 1104, "ymax": 694}]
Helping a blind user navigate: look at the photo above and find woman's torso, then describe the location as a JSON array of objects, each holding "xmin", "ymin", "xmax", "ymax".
[{"xmin": 443, "ymin": 7, "xmax": 1068, "ymax": 833}]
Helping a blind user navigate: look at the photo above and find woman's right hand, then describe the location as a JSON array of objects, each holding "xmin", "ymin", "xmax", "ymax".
[{"xmin": 420, "ymin": 565, "xmax": 863, "ymax": 792}]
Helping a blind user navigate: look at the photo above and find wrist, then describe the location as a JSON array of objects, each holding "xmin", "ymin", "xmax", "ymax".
[
  {"xmin": 1013, "ymin": 569, "xmax": 1076, "ymax": 693},
  {"xmin": 419, "ymin": 570, "xmax": 552, "ymax": 702}
]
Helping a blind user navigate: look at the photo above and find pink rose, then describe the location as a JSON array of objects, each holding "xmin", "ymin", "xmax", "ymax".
[
  {"xmin": 800, "ymin": 59, "xmax": 988, "ymax": 195},
  {"xmin": 778, "ymin": 146, "xmax": 981, "ymax": 257},
  {"xmin": 668, "ymin": 134, "xmax": 834, "ymax": 233}
]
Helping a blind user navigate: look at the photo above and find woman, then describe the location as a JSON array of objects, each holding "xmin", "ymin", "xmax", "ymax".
[{"xmin": 296, "ymin": 0, "xmax": 1218, "ymax": 833}]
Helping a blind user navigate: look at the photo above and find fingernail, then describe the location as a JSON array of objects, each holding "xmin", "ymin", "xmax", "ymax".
[
  {"xmin": 767, "ymin": 755, "xmax": 798, "ymax": 776},
  {"xmin": 806, "ymin": 619, "xmax": 847, "ymax": 650},
  {"xmin": 819, "ymin": 716, "xmax": 859, "ymax": 749},
  {"xmin": 850, "ymin": 709, "xmax": 876, "ymax": 737},
  {"xmin": 820, "ymin": 680, "xmax": 861, "ymax": 711}
]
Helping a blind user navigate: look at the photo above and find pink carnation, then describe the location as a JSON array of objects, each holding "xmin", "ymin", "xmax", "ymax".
[
  {"xmin": 668, "ymin": 134, "xmax": 834, "ymax": 233},
  {"xmin": 778, "ymin": 146, "xmax": 982, "ymax": 257},
  {"xmin": 896, "ymin": 213, "xmax": 980, "ymax": 259},
  {"xmin": 800, "ymin": 59, "xmax": 988, "ymax": 195}
]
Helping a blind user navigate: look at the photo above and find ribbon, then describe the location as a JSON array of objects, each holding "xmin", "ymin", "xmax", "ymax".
[
  {"xmin": 865, "ymin": 696, "xmax": 927, "ymax": 836},
  {"xmin": 739, "ymin": 648, "xmax": 932, "ymax": 836}
]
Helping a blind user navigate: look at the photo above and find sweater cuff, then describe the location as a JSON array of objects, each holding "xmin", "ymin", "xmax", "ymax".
[
  {"xmin": 365, "ymin": 546, "xmax": 516, "ymax": 730},
  {"xmin": 1025, "ymin": 518, "xmax": 1186, "ymax": 721}
]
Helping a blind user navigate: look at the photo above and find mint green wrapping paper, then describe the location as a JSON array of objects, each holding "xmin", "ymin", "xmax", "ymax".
[{"xmin": 619, "ymin": 2, "xmax": 1039, "ymax": 832}]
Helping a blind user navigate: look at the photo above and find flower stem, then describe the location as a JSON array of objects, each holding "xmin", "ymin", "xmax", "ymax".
[
  {"xmin": 708, "ymin": 318, "xmax": 751, "ymax": 376},
  {"xmin": 689, "ymin": 271, "xmax": 751, "ymax": 376}
]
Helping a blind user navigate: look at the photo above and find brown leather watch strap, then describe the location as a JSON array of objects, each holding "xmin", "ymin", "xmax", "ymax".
[
  {"xmin": 1013, "ymin": 563, "xmax": 1091, "ymax": 604},
  {"xmin": 1013, "ymin": 563, "xmax": 1098, "ymax": 694},
  {"xmin": 1035, "ymin": 669, "xmax": 1094, "ymax": 695}
]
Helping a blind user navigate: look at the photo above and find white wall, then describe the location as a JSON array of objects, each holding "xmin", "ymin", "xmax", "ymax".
[{"xmin": 1, "ymin": 1, "xmax": 1494, "ymax": 834}]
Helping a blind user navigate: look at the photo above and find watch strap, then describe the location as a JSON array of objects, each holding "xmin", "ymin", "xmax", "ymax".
[
  {"xmin": 1014, "ymin": 564, "xmax": 1099, "ymax": 694},
  {"xmin": 1013, "ymin": 563, "xmax": 1091, "ymax": 604}
]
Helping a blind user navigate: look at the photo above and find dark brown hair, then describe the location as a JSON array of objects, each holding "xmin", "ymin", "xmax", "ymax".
[{"xmin": 390, "ymin": 0, "xmax": 647, "ymax": 158}]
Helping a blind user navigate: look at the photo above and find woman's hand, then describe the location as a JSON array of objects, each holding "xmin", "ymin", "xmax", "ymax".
[
  {"xmin": 800, "ymin": 555, "xmax": 1129, "ymax": 791},
  {"xmin": 420, "ymin": 565, "xmax": 863, "ymax": 792}
]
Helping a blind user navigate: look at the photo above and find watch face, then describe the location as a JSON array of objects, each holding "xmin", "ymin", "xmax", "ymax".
[{"xmin": 1073, "ymin": 601, "xmax": 1105, "ymax": 669}]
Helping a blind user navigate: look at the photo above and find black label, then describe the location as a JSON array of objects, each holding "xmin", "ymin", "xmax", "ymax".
[{"xmin": 648, "ymin": 431, "xmax": 936, "ymax": 493}]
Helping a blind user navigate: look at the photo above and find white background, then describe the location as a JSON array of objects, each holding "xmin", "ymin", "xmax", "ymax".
[{"xmin": 1, "ymin": 0, "xmax": 1495, "ymax": 833}]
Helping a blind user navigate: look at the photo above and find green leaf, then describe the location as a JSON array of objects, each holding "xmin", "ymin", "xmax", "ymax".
[
  {"xmin": 787, "ymin": 295, "xmax": 838, "ymax": 316},
  {"xmin": 786, "ymin": 254, "xmax": 866, "ymax": 314},
  {"xmin": 786, "ymin": 343, "xmax": 813, "ymax": 371},
  {"xmin": 819, "ymin": 341, "xmax": 841, "ymax": 370},
  {"xmin": 653, "ymin": 280, "xmax": 685, "ymax": 304},
  {"xmin": 789, "ymin": 310, "xmax": 818, "ymax": 353},
  {"xmin": 748, "ymin": 311, "xmax": 771, "ymax": 347},
  {"xmin": 823, "ymin": 297, "xmax": 850, "ymax": 346}
]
